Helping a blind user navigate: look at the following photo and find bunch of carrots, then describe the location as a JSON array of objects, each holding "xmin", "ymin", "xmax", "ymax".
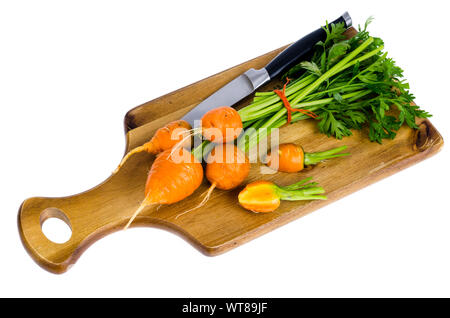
[
  {"xmin": 117, "ymin": 105, "xmax": 348, "ymax": 230},
  {"xmin": 115, "ymin": 18, "xmax": 430, "ymax": 228}
]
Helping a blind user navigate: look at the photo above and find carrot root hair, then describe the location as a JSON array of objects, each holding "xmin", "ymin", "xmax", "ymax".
[
  {"xmin": 123, "ymin": 201, "xmax": 155, "ymax": 230},
  {"xmin": 175, "ymin": 183, "xmax": 216, "ymax": 220},
  {"xmin": 168, "ymin": 127, "xmax": 201, "ymax": 159},
  {"xmin": 113, "ymin": 145, "xmax": 149, "ymax": 175}
]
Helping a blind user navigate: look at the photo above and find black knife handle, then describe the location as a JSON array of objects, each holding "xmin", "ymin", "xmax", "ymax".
[{"xmin": 265, "ymin": 12, "xmax": 352, "ymax": 79}]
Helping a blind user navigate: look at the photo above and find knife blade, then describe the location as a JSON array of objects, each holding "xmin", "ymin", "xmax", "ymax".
[{"xmin": 182, "ymin": 12, "xmax": 352, "ymax": 127}]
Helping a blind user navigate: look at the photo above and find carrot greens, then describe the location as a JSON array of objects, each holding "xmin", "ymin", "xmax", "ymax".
[{"xmin": 193, "ymin": 18, "xmax": 431, "ymax": 157}]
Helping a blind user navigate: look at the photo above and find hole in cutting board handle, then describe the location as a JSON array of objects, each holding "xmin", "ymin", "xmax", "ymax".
[{"xmin": 40, "ymin": 207, "xmax": 72, "ymax": 244}]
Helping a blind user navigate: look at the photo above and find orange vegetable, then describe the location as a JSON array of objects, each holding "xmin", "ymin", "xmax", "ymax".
[
  {"xmin": 201, "ymin": 106, "xmax": 243, "ymax": 143},
  {"xmin": 238, "ymin": 177, "xmax": 327, "ymax": 213},
  {"xmin": 113, "ymin": 120, "xmax": 191, "ymax": 174},
  {"xmin": 124, "ymin": 147, "xmax": 203, "ymax": 229},
  {"xmin": 205, "ymin": 144, "xmax": 250, "ymax": 190},
  {"xmin": 176, "ymin": 144, "xmax": 250, "ymax": 219},
  {"xmin": 266, "ymin": 144, "xmax": 349, "ymax": 173},
  {"xmin": 266, "ymin": 143, "xmax": 305, "ymax": 173},
  {"xmin": 238, "ymin": 181, "xmax": 281, "ymax": 213}
]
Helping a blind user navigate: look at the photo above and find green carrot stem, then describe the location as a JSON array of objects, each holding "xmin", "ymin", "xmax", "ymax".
[
  {"xmin": 283, "ymin": 194, "xmax": 328, "ymax": 201},
  {"xmin": 303, "ymin": 146, "xmax": 349, "ymax": 166},
  {"xmin": 333, "ymin": 45, "xmax": 384, "ymax": 76},
  {"xmin": 191, "ymin": 140, "xmax": 214, "ymax": 162},
  {"xmin": 290, "ymin": 37, "xmax": 374, "ymax": 105},
  {"xmin": 276, "ymin": 185, "xmax": 327, "ymax": 201},
  {"xmin": 251, "ymin": 117, "xmax": 267, "ymax": 130},
  {"xmin": 278, "ymin": 178, "xmax": 322, "ymax": 191},
  {"xmin": 241, "ymin": 88, "xmax": 370, "ymax": 122},
  {"xmin": 283, "ymin": 182, "xmax": 319, "ymax": 190},
  {"xmin": 242, "ymin": 118, "xmax": 258, "ymax": 129},
  {"xmin": 238, "ymin": 75, "xmax": 315, "ymax": 117},
  {"xmin": 278, "ymin": 177, "xmax": 313, "ymax": 190},
  {"xmin": 297, "ymin": 83, "xmax": 366, "ymax": 101},
  {"xmin": 240, "ymin": 89, "xmax": 353, "ymax": 122},
  {"xmin": 254, "ymin": 92, "xmax": 274, "ymax": 97}
]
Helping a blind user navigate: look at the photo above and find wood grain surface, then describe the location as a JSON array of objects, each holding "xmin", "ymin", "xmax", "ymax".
[{"xmin": 18, "ymin": 28, "xmax": 444, "ymax": 274}]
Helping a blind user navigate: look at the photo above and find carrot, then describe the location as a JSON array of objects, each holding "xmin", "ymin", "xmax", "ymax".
[
  {"xmin": 176, "ymin": 143, "xmax": 250, "ymax": 219},
  {"xmin": 238, "ymin": 177, "xmax": 326, "ymax": 213},
  {"xmin": 124, "ymin": 147, "xmax": 203, "ymax": 229},
  {"xmin": 205, "ymin": 144, "xmax": 250, "ymax": 190},
  {"xmin": 265, "ymin": 143, "xmax": 349, "ymax": 173},
  {"xmin": 113, "ymin": 120, "xmax": 191, "ymax": 174},
  {"xmin": 200, "ymin": 106, "xmax": 243, "ymax": 143},
  {"xmin": 170, "ymin": 106, "xmax": 243, "ymax": 160}
]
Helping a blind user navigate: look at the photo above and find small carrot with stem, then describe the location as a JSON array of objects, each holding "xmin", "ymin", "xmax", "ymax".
[
  {"xmin": 265, "ymin": 143, "xmax": 349, "ymax": 173},
  {"xmin": 200, "ymin": 106, "xmax": 243, "ymax": 143},
  {"xmin": 123, "ymin": 147, "xmax": 203, "ymax": 230},
  {"xmin": 238, "ymin": 177, "xmax": 326, "ymax": 213},
  {"xmin": 176, "ymin": 143, "xmax": 250, "ymax": 219},
  {"xmin": 113, "ymin": 120, "xmax": 192, "ymax": 174},
  {"xmin": 124, "ymin": 106, "xmax": 246, "ymax": 226},
  {"xmin": 174, "ymin": 106, "xmax": 243, "ymax": 148}
]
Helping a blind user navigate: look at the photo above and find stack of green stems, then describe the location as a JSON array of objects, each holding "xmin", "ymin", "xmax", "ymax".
[{"xmin": 192, "ymin": 37, "xmax": 384, "ymax": 160}]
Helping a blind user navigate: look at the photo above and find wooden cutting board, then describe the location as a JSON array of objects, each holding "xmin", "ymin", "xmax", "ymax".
[{"xmin": 18, "ymin": 28, "xmax": 444, "ymax": 274}]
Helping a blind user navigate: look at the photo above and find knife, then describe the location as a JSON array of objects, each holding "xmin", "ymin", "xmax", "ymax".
[{"xmin": 182, "ymin": 12, "xmax": 352, "ymax": 127}]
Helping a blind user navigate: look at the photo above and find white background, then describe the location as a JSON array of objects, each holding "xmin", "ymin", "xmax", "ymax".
[{"xmin": 1, "ymin": 0, "xmax": 449, "ymax": 297}]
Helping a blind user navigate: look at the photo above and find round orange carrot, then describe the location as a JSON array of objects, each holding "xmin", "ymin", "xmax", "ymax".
[
  {"xmin": 148, "ymin": 120, "xmax": 192, "ymax": 154},
  {"xmin": 266, "ymin": 143, "xmax": 305, "ymax": 173},
  {"xmin": 124, "ymin": 147, "xmax": 203, "ymax": 229},
  {"xmin": 266, "ymin": 144, "xmax": 349, "ymax": 173},
  {"xmin": 238, "ymin": 177, "xmax": 326, "ymax": 213},
  {"xmin": 201, "ymin": 106, "xmax": 243, "ymax": 143},
  {"xmin": 176, "ymin": 144, "xmax": 250, "ymax": 219},
  {"xmin": 205, "ymin": 144, "xmax": 250, "ymax": 190},
  {"xmin": 113, "ymin": 120, "xmax": 191, "ymax": 174}
]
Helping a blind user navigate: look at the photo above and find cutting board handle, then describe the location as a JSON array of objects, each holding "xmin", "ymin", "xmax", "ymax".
[
  {"xmin": 19, "ymin": 197, "xmax": 89, "ymax": 273},
  {"xmin": 17, "ymin": 150, "xmax": 164, "ymax": 274},
  {"xmin": 18, "ymin": 191, "xmax": 128, "ymax": 273}
]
